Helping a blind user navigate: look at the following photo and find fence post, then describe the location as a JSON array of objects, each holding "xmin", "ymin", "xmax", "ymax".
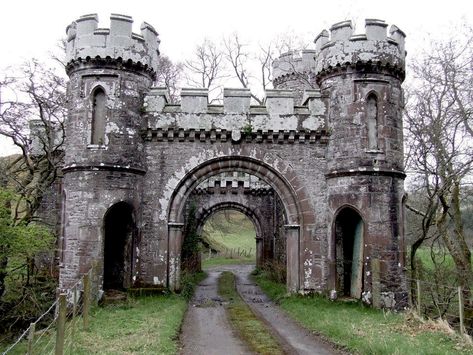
[
  {"xmin": 27, "ymin": 322, "xmax": 36, "ymax": 355},
  {"xmin": 55, "ymin": 293, "xmax": 66, "ymax": 355},
  {"xmin": 371, "ymin": 259, "xmax": 381, "ymax": 308},
  {"xmin": 83, "ymin": 273, "xmax": 91, "ymax": 331},
  {"xmin": 458, "ymin": 286, "xmax": 465, "ymax": 335},
  {"xmin": 70, "ymin": 285, "xmax": 78, "ymax": 353},
  {"xmin": 416, "ymin": 279, "xmax": 422, "ymax": 315}
]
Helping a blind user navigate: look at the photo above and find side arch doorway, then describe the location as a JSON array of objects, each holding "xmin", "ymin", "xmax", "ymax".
[
  {"xmin": 103, "ymin": 202, "xmax": 135, "ymax": 290},
  {"xmin": 334, "ymin": 207, "xmax": 364, "ymax": 298}
]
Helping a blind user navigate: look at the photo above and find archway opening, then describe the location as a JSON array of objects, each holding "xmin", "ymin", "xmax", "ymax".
[
  {"xmin": 201, "ymin": 210, "xmax": 257, "ymax": 266},
  {"xmin": 180, "ymin": 171, "xmax": 287, "ymax": 280},
  {"xmin": 169, "ymin": 157, "xmax": 303, "ymax": 291},
  {"xmin": 334, "ymin": 207, "xmax": 364, "ymax": 298},
  {"xmin": 103, "ymin": 202, "xmax": 134, "ymax": 290}
]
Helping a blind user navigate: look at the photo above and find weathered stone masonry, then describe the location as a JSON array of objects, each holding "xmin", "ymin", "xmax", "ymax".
[{"xmin": 59, "ymin": 13, "xmax": 407, "ymax": 308}]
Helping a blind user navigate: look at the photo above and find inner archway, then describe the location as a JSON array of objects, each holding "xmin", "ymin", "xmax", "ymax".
[
  {"xmin": 201, "ymin": 210, "xmax": 257, "ymax": 266},
  {"xmin": 169, "ymin": 158, "xmax": 301, "ymax": 290},
  {"xmin": 103, "ymin": 202, "xmax": 135, "ymax": 290},
  {"xmin": 334, "ymin": 207, "xmax": 364, "ymax": 298}
]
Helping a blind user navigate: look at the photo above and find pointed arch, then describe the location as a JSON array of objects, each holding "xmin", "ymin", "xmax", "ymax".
[{"xmin": 91, "ymin": 86, "xmax": 107, "ymax": 145}]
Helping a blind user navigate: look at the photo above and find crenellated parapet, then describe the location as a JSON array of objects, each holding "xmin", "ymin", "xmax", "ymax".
[
  {"xmin": 143, "ymin": 87, "xmax": 327, "ymax": 136},
  {"xmin": 272, "ymin": 50, "xmax": 317, "ymax": 88},
  {"xmin": 193, "ymin": 173, "xmax": 272, "ymax": 194},
  {"xmin": 65, "ymin": 13, "xmax": 160, "ymax": 78},
  {"xmin": 314, "ymin": 19, "xmax": 406, "ymax": 82}
]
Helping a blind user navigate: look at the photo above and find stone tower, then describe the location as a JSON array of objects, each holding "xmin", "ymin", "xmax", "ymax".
[
  {"xmin": 272, "ymin": 50, "xmax": 317, "ymax": 104},
  {"xmin": 60, "ymin": 14, "xmax": 160, "ymax": 289},
  {"xmin": 314, "ymin": 19, "xmax": 407, "ymax": 304}
]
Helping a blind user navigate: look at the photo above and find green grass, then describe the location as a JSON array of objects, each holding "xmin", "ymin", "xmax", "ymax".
[
  {"xmin": 218, "ymin": 271, "xmax": 284, "ymax": 355},
  {"xmin": 203, "ymin": 211, "xmax": 256, "ymax": 254},
  {"xmin": 253, "ymin": 272, "xmax": 473, "ymax": 355},
  {"xmin": 1, "ymin": 294, "xmax": 187, "ymax": 354},
  {"xmin": 202, "ymin": 256, "xmax": 255, "ymax": 268},
  {"xmin": 201, "ymin": 210, "xmax": 256, "ymax": 267},
  {"xmin": 72, "ymin": 295, "xmax": 186, "ymax": 354}
]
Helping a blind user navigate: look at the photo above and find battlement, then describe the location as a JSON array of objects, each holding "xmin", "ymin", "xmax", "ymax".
[
  {"xmin": 272, "ymin": 50, "xmax": 316, "ymax": 82},
  {"xmin": 193, "ymin": 173, "xmax": 272, "ymax": 194},
  {"xmin": 65, "ymin": 13, "xmax": 160, "ymax": 76},
  {"xmin": 145, "ymin": 87, "xmax": 325, "ymax": 115},
  {"xmin": 144, "ymin": 87, "xmax": 327, "ymax": 133},
  {"xmin": 314, "ymin": 19, "xmax": 406, "ymax": 80}
]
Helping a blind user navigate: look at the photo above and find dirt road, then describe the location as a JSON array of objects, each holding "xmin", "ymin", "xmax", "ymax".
[{"xmin": 180, "ymin": 264, "xmax": 340, "ymax": 355}]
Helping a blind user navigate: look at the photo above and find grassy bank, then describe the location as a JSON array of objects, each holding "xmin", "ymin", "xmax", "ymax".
[
  {"xmin": 253, "ymin": 271, "xmax": 473, "ymax": 355},
  {"xmin": 218, "ymin": 271, "xmax": 283, "ymax": 355},
  {"xmin": 202, "ymin": 211, "xmax": 256, "ymax": 265},
  {"xmin": 72, "ymin": 295, "xmax": 186, "ymax": 354},
  {"xmin": 1, "ymin": 272, "xmax": 206, "ymax": 354}
]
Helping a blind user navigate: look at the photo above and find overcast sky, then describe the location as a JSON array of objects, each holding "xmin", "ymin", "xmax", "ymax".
[{"xmin": 0, "ymin": 0, "xmax": 471, "ymax": 155}]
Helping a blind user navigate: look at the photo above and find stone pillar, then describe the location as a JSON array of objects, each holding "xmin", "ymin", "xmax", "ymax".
[
  {"xmin": 256, "ymin": 236, "xmax": 263, "ymax": 267},
  {"xmin": 168, "ymin": 222, "xmax": 184, "ymax": 291},
  {"xmin": 285, "ymin": 224, "xmax": 300, "ymax": 291}
]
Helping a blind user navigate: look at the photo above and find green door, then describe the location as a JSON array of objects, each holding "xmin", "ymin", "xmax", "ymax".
[{"xmin": 350, "ymin": 219, "xmax": 363, "ymax": 298}]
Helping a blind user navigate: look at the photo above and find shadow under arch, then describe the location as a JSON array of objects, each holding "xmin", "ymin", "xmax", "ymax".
[
  {"xmin": 102, "ymin": 201, "xmax": 136, "ymax": 290},
  {"xmin": 195, "ymin": 202, "xmax": 264, "ymax": 267},
  {"xmin": 332, "ymin": 205, "xmax": 365, "ymax": 299},
  {"xmin": 167, "ymin": 156, "xmax": 303, "ymax": 291}
]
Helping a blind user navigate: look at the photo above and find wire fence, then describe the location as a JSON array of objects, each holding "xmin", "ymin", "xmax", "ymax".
[
  {"xmin": 205, "ymin": 247, "xmax": 254, "ymax": 260},
  {"xmin": 2, "ymin": 255, "xmax": 472, "ymax": 353},
  {"xmin": 330, "ymin": 256, "xmax": 473, "ymax": 337},
  {"xmin": 2, "ymin": 264, "xmax": 98, "ymax": 355}
]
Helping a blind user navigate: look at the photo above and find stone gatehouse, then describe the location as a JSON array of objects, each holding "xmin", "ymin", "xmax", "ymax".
[{"xmin": 59, "ymin": 13, "xmax": 407, "ymax": 308}]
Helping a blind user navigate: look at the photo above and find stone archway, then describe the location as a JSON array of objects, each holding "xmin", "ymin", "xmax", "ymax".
[
  {"xmin": 167, "ymin": 156, "xmax": 303, "ymax": 291},
  {"xmin": 195, "ymin": 202, "xmax": 264, "ymax": 267},
  {"xmin": 103, "ymin": 202, "xmax": 135, "ymax": 290},
  {"xmin": 333, "ymin": 206, "xmax": 364, "ymax": 298}
]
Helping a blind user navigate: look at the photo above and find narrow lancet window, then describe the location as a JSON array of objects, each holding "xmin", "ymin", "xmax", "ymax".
[
  {"xmin": 91, "ymin": 88, "xmax": 106, "ymax": 145},
  {"xmin": 367, "ymin": 94, "xmax": 378, "ymax": 150}
]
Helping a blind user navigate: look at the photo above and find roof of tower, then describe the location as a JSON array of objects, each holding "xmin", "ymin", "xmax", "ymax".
[
  {"xmin": 65, "ymin": 13, "xmax": 160, "ymax": 75},
  {"xmin": 314, "ymin": 19, "xmax": 406, "ymax": 80}
]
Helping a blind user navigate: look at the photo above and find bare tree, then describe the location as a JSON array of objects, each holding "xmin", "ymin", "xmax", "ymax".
[
  {"xmin": 0, "ymin": 59, "xmax": 66, "ymax": 224},
  {"xmin": 155, "ymin": 55, "xmax": 183, "ymax": 103},
  {"xmin": 404, "ymin": 25, "xmax": 473, "ymax": 297},
  {"xmin": 184, "ymin": 39, "xmax": 227, "ymax": 99},
  {"xmin": 223, "ymin": 34, "xmax": 264, "ymax": 104}
]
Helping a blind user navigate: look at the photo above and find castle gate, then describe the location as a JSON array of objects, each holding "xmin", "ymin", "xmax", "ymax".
[{"xmin": 59, "ymin": 14, "xmax": 408, "ymax": 308}]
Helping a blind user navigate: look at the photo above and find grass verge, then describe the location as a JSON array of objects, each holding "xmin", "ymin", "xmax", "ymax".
[
  {"xmin": 1, "ymin": 272, "xmax": 206, "ymax": 354},
  {"xmin": 218, "ymin": 271, "xmax": 284, "ymax": 355},
  {"xmin": 253, "ymin": 271, "xmax": 473, "ymax": 355}
]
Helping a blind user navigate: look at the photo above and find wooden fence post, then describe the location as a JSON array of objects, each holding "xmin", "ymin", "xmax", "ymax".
[
  {"xmin": 55, "ymin": 293, "xmax": 66, "ymax": 355},
  {"xmin": 416, "ymin": 279, "xmax": 422, "ymax": 315},
  {"xmin": 371, "ymin": 259, "xmax": 381, "ymax": 308},
  {"xmin": 458, "ymin": 286, "xmax": 465, "ymax": 335},
  {"xmin": 83, "ymin": 273, "xmax": 91, "ymax": 331},
  {"xmin": 70, "ymin": 286, "xmax": 78, "ymax": 353},
  {"xmin": 27, "ymin": 322, "xmax": 36, "ymax": 355}
]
